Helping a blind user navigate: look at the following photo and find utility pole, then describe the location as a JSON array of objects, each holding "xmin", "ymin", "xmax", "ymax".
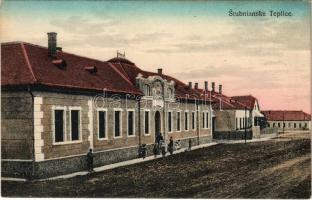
[
  {"xmin": 245, "ymin": 106, "xmax": 247, "ymax": 144},
  {"xmin": 282, "ymin": 110, "xmax": 285, "ymax": 135}
]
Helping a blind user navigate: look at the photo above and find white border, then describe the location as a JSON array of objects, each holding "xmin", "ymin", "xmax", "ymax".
[
  {"xmin": 144, "ymin": 109, "xmax": 151, "ymax": 135},
  {"xmin": 167, "ymin": 111, "xmax": 173, "ymax": 133},
  {"xmin": 113, "ymin": 108, "xmax": 123, "ymax": 138},
  {"xmin": 34, "ymin": 96, "xmax": 44, "ymax": 161},
  {"xmin": 184, "ymin": 110, "xmax": 189, "ymax": 131},
  {"xmin": 127, "ymin": 109, "xmax": 136, "ymax": 137},
  {"xmin": 97, "ymin": 108, "xmax": 108, "ymax": 140},
  {"xmin": 176, "ymin": 111, "xmax": 181, "ymax": 132},
  {"xmin": 52, "ymin": 106, "xmax": 67, "ymax": 145},
  {"xmin": 191, "ymin": 111, "xmax": 196, "ymax": 130},
  {"xmin": 69, "ymin": 106, "xmax": 82, "ymax": 143}
]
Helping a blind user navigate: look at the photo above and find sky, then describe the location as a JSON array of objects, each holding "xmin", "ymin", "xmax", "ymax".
[{"xmin": 1, "ymin": 0, "xmax": 311, "ymax": 112}]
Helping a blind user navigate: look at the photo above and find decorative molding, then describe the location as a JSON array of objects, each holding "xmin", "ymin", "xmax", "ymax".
[
  {"xmin": 34, "ymin": 96, "xmax": 44, "ymax": 161},
  {"xmin": 88, "ymin": 100, "xmax": 94, "ymax": 149}
]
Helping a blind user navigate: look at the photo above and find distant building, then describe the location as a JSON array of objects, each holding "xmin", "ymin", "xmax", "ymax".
[
  {"xmin": 195, "ymin": 83, "xmax": 265, "ymax": 139},
  {"xmin": 262, "ymin": 110, "xmax": 311, "ymax": 131}
]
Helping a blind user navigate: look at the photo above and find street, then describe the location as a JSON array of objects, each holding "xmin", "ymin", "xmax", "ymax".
[{"xmin": 2, "ymin": 131, "xmax": 310, "ymax": 198}]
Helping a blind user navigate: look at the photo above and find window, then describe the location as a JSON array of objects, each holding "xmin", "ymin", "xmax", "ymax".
[
  {"xmin": 144, "ymin": 111, "xmax": 150, "ymax": 134},
  {"xmin": 184, "ymin": 112, "xmax": 189, "ymax": 131},
  {"xmin": 305, "ymin": 123, "xmax": 307, "ymax": 128},
  {"xmin": 54, "ymin": 109, "xmax": 65, "ymax": 143},
  {"xmin": 127, "ymin": 110, "xmax": 135, "ymax": 136},
  {"xmin": 70, "ymin": 109, "xmax": 80, "ymax": 141},
  {"xmin": 294, "ymin": 123, "xmax": 296, "ymax": 128},
  {"xmin": 98, "ymin": 110, "xmax": 107, "ymax": 139},
  {"xmin": 168, "ymin": 111, "xmax": 172, "ymax": 132},
  {"xmin": 192, "ymin": 112, "xmax": 195, "ymax": 130},
  {"xmin": 202, "ymin": 112, "xmax": 205, "ymax": 128},
  {"xmin": 206, "ymin": 112, "xmax": 209, "ymax": 128},
  {"xmin": 289, "ymin": 123, "xmax": 291, "ymax": 128},
  {"xmin": 299, "ymin": 123, "xmax": 302, "ymax": 128},
  {"xmin": 243, "ymin": 118, "xmax": 245, "ymax": 128},
  {"xmin": 177, "ymin": 112, "xmax": 181, "ymax": 131},
  {"xmin": 278, "ymin": 123, "xmax": 280, "ymax": 128},
  {"xmin": 144, "ymin": 84, "xmax": 151, "ymax": 96},
  {"xmin": 236, "ymin": 118, "xmax": 238, "ymax": 129},
  {"xmin": 273, "ymin": 123, "xmax": 275, "ymax": 127},
  {"xmin": 240, "ymin": 118, "xmax": 242, "ymax": 129},
  {"xmin": 114, "ymin": 110, "xmax": 122, "ymax": 137},
  {"xmin": 283, "ymin": 123, "xmax": 285, "ymax": 128},
  {"xmin": 168, "ymin": 88, "xmax": 173, "ymax": 98},
  {"xmin": 267, "ymin": 123, "xmax": 270, "ymax": 128}
]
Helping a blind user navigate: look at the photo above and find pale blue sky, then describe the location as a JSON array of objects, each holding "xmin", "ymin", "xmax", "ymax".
[{"xmin": 1, "ymin": 0, "xmax": 310, "ymax": 112}]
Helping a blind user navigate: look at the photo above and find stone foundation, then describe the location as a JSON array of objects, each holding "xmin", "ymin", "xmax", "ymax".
[{"xmin": 2, "ymin": 135, "xmax": 212, "ymax": 179}]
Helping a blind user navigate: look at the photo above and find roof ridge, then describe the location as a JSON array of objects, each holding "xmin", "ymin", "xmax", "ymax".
[
  {"xmin": 263, "ymin": 110, "xmax": 304, "ymax": 112},
  {"xmin": 1, "ymin": 41, "xmax": 25, "ymax": 45},
  {"xmin": 117, "ymin": 62, "xmax": 132, "ymax": 84},
  {"xmin": 20, "ymin": 42, "xmax": 37, "ymax": 83},
  {"xmin": 5, "ymin": 41, "xmax": 113, "ymax": 65},
  {"xmin": 107, "ymin": 62, "xmax": 134, "ymax": 86}
]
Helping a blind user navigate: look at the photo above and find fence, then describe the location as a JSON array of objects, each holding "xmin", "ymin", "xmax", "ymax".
[
  {"xmin": 213, "ymin": 130, "xmax": 253, "ymax": 140},
  {"xmin": 260, "ymin": 127, "xmax": 278, "ymax": 135}
]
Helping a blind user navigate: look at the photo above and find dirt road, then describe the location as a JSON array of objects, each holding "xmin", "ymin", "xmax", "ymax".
[{"xmin": 2, "ymin": 132, "xmax": 310, "ymax": 198}]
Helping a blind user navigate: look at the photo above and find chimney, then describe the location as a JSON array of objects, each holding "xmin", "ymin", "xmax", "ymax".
[
  {"xmin": 204, "ymin": 81, "xmax": 208, "ymax": 91},
  {"xmin": 219, "ymin": 84, "xmax": 222, "ymax": 94},
  {"xmin": 194, "ymin": 82, "xmax": 198, "ymax": 90},
  {"xmin": 157, "ymin": 68, "xmax": 163, "ymax": 75},
  {"xmin": 188, "ymin": 82, "xmax": 192, "ymax": 89},
  {"xmin": 211, "ymin": 82, "xmax": 215, "ymax": 92},
  {"xmin": 47, "ymin": 32, "xmax": 57, "ymax": 57}
]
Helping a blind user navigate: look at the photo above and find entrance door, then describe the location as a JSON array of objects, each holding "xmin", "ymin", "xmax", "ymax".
[{"xmin": 155, "ymin": 111, "xmax": 161, "ymax": 142}]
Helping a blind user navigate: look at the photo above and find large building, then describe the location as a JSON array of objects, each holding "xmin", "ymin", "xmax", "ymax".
[
  {"xmin": 1, "ymin": 33, "xmax": 213, "ymax": 179},
  {"xmin": 262, "ymin": 110, "xmax": 311, "ymax": 131}
]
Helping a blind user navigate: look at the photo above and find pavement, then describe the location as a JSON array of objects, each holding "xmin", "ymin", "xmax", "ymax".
[{"xmin": 1, "ymin": 135, "xmax": 277, "ymax": 182}]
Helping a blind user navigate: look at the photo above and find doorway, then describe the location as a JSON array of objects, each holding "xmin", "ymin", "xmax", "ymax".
[{"xmin": 155, "ymin": 111, "xmax": 161, "ymax": 142}]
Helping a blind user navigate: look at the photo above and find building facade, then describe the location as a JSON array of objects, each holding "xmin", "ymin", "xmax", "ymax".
[
  {"xmin": 262, "ymin": 110, "xmax": 311, "ymax": 132},
  {"xmin": 196, "ymin": 85, "xmax": 265, "ymax": 139},
  {"xmin": 1, "ymin": 33, "xmax": 213, "ymax": 179}
]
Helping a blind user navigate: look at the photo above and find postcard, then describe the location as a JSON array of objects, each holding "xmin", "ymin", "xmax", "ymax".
[{"xmin": 1, "ymin": 0, "xmax": 311, "ymax": 198}]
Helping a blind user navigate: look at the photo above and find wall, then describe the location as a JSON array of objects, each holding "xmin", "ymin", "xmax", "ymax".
[
  {"xmin": 92, "ymin": 96, "xmax": 141, "ymax": 152},
  {"xmin": 235, "ymin": 109, "xmax": 252, "ymax": 129},
  {"xmin": 267, "ymin": 120, "xmax": 311, "ymax": 131},
  {"xmin": 1, "ymin": 91, "xmax": 34, "ymax": 160},
  {"xmin": 214, "ymin": 110, "xmax": 236, "ymax": 131},
  {"xmin": 36, "ymin": 92, "xmax": 91, "ymax": 160},
  {"xmin": 31, "ymin": 92, "xmax": 213, "ymax": 161},
  {"xmin": 2, "ymin": 90, "xmax": 213, "ymax": 179}
]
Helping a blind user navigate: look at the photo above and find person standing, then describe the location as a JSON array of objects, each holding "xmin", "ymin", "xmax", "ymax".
[
  {"xmin": 168, "ymin": 136, "xmax": 174, "ymax": 155},
  {"xmin": 87, "ymin": 148, "xmax": 94, "ymax": 172}
]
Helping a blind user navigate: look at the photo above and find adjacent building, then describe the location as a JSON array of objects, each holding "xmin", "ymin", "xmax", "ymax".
[{"xmin": 262, "ymin": 110, "xmax": 311, "ymax": 131}]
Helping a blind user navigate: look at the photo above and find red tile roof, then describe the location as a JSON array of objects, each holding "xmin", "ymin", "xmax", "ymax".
[
  {"xmin": 262, "ymin": 110, "xmax": 311, "ymax": 121},
  {"xmin": 1, "ymin": 42, "xmax": 143, "ymax": 95},
  {"xmin": 1, "ymin": 41, "xmax": 209, "ymax": 101},
  {"xmin": 195, "ymin": 89, "xmax": 248, "ymax": 110},
  {"xmin": 231, "ymin": 95, "xmax": 257, "ymax": 110},
  {"xmin": 110, "ymin": 59, "xmax": 206, "ymax": 101}
]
